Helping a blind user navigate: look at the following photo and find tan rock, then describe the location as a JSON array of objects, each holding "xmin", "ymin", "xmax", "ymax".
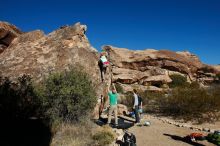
[
  {"xmin": 0, "ymin": 22, "xmax": 99, "ymax": 84},
  {"xmin": 120, "ymin": 84, "xmax": 163, "ymax": 92},
  {"xmin": 0, "ymin": 22, "xmax": 106, "ymax": 119},
  {"xmin": 213, "ymin": 65, "xmax": 220, "ymax": 73},
  {"xmin": 143, "ymin": 75, "xmax": 172, "ymax": 84},
  {"xmin": 112, "ymin": 67, "xmax": 151, "ymax": 84},
  {"xmin": 0, "ymin": 21, "xmax": 22, "ymax": 54},
  {"xmin": 117, "ymin": 104, "xmax": 128, "ymax": 115},
  {"xmin": 104, "ymin": 45, "xmax": 218, "ymax": 91}
]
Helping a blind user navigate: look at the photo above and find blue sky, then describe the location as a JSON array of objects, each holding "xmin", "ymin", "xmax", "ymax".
[{"xmin": 1, "ymin": 0, "xmax": 220, "ymax": 65}]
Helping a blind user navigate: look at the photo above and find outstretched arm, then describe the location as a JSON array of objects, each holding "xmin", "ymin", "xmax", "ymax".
[{"xmin": 112, "ymin": 83, "xmax": 117, "ymax": 93}]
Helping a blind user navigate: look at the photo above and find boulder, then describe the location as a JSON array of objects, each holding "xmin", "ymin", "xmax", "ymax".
[
  {"xmin": 0, "ymin": 22, "xmax": 99, "ymax": 84},
  {"xmin": 0, "ymin": 22, "xmax": 106, "ymax": 119},
  {"xmin": 112, "ymin": 67, "xmax": 151, "ymax": 84},
  {"xmin": 213, "ymin": 65, "xmax": 220, "ymax": 73},
  {"xmin": 103, "ymin": 45, "xmax": 219, "ymax": 92},
  {"xmin": 0, "ymin": 21, "xmax": 22, "ymax": 53},
  {"xmin": 117, "ymin": 104, "xmax": 128, "ymax": 115},
  {"xmin": 143, "ymin": 75, "xmax": 172, "ymax": 86},
  {"xmin": 120, "ymin": 84, "xmax": 163, "ymax": 92}
]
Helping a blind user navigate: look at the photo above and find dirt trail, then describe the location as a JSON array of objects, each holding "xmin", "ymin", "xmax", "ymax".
[{"xmin": 128, "ymin": 115, "xmax": 217, "ymax": 146}]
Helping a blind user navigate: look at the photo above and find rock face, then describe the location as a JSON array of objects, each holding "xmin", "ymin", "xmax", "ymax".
[
  {"xmin": 213, "ymin": 65, "xmax": 220, "ymax": 73},
  {"xmin": 103, "ymin": 45, "xmax": 219, "ymax": 92},
  {"xmin": 0, "ymin": 22, "xmax": 99, "ymax": 83},
  {"xmin": 0, "ymin": 22, "xmax": 113, "ymax": 119},
  {"xmin": 0, "ymin": 21, "xmax": 22, "ymax": 53},
  {"xmin": 1, "ymin": 22, "xmax": 219, "ymax": 118}
]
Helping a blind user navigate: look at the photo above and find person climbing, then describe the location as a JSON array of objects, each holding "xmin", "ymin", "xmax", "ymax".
[
  {"xmin": 133, "ymin": 89, "xmax": 140, "ymax": 124},
  {"xmin": 98, "ymin": 51, "xmax": 109, "ymax": 82},
  {"xmin": 107, "ymin": 83, "xmax": 118, "ymax": 126}
]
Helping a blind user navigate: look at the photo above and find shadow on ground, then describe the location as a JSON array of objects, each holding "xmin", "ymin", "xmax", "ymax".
[
  {"xmin": 95, "ymin": 117, "xmax": 134, "ymax": 129},
  {"xmin": 0, "ymin": 118, "xmax": 52, "ymax": 146},
  {"xmin": 164, "ymin": 133, "xmax": 206, "ymax": 146}
]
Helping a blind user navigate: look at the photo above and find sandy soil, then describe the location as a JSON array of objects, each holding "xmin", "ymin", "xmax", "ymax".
[{"xmin": 127, "ymin": 115, "xmax": 218, "ymax": 146}]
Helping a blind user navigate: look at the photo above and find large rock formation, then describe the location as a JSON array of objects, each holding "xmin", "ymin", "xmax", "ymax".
[
  {"xmin": 1, "ymin": 22, "xmax": 219, "ymax": 118},
  {"xmin": 0, "ymin": 22, "xmax": 112, "ymax": 119},
  {"xmin": 0, "ymin": 21, "xmax": 22, "ymax": 53},
  {"xmin": 0, "ymin": 22, "xmax": 99, "ymax": 83},
  {"xmin": 103, "ymin": 45, "xmax": 219, "ymax": 92},
  {"xmin": 213, "ymin": 65, "xmax": 220, "ymax": 73}
]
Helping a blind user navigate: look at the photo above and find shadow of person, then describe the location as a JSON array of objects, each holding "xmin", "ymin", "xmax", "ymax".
[
  {"xmin": 163, "ymin": 133, "xmax": 205, "ymax": 146},
  {"xmin": 96, "ymin": 117, "xmax": 134, "ymax": 129}
]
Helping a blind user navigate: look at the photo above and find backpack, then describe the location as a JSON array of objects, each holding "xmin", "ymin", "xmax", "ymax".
[
  {"xmin": 123, "ymin": 131, "xmax": 136, "ymax": 146},
  {"xmin": 188, "ymin": 133, "xmax": 206, "ymax": 141},
  {"xmin": 206, "ymin": 131, "xmax": 220, "ymax": 146}
]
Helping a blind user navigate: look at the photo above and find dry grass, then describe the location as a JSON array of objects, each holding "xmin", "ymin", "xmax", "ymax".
[
  {"xmin": 92, "ymin": 125, "xmax": 115, "ymax": 146},
  {"xmin": 51, "ymin": 121, "xmax": 95, "ymax": 146},
  {"xmin": 51, "ymin": 122, "xmax": 115, "ymax": 146}
]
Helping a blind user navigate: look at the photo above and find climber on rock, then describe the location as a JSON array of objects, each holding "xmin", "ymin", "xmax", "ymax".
[{"xmin": 98, "ymin": 51, "xmax": 109, "ymax": 82}]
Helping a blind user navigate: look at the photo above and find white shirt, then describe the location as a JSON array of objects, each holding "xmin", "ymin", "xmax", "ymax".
[
  {"xmin": 100, "ymin": 56, "xmax": 107, "ymax": 63},
  {"xmin": 133, "ymin": 93, "xmax": 139, "ymax": 106}
]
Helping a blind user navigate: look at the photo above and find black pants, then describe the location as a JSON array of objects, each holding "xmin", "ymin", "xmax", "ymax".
[
  {"xmin": 98, "ymin": 60, "xmax": 107, "ymax": 81},
  {"xmin": 134, "ymin": 106, "xmax": 140, "ymax": 123}
]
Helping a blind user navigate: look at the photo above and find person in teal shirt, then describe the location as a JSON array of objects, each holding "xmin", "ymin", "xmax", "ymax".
[{"xmin": 107, "ymin": 83, "xmax": 118, "ymax": 126}]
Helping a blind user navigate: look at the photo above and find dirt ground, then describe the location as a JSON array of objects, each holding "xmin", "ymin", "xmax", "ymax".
[{"xmin": 128, "ymin": 114, "xmax": 219, "ymax": 146}]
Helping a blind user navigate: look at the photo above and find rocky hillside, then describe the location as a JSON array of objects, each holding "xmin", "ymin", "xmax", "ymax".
[
  {"xmin": 0, "ymin": 21, "xmax": 219, "ymax": 102},
  {"xmin": 214, "ymin": 65, "xmax": 220, "ymax": 72},
  {"xmin": 0, "ymin": 22, "xmax": 113, "ymax": 119},
  {"xmin": 0, "ymin": 22, "xmax": 111, "ymax": 104},
  {"xmin": 103, "ymin": 45, "xmax": 219, "ymax": 92},
  {"xmin": 0, "ymin": 22, "xmax": 99, "ymax": 82},
  {"xmin": 0, "ymin": 21, "xmax": 22, "ymax": 53}
]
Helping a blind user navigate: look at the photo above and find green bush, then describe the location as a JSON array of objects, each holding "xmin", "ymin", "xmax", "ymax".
[
  {"xmin": 115, "ymin": 83, "xmax": 124, "ymax": 94},
  {"xmin": 139, "ymin": 90, "xmax": 166, "ymax": 113},
  {"xmin": 169, "ymin": 74, "xmax": 188, "ymax": 88},
  {"xmin": 162, "ymin": 85, "xmax": 220, "ymax": 122},
  {"xmin": 92, "ymin": 130, "xmax": 114, "ymax": 146},
  {"xmin": 216, "ymin": 73, "xmax": 220, "ymax": 81},
  {"xmin": 0, "ymin": 75, "xmax": 40, "ymax": 119},
  {"xmin": 37, "ymin": 68, "xmax": 97, "ymax": 124},
  {"xmin": 121, "ymin": 90, "xmax": 166, "ymax": 112},
  {"xmin": 121, "ymin": 91, "xmax": 134, "ymax": 110},
  {"xmin": 207, "ymin": 132, "xmax": 220, "ymax": 146}
]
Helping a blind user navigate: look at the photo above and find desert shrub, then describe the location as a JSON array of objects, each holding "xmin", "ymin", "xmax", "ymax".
[
  {"xmin": 51, "ymin": 121, "xmax": 95, "ymax": 146},
  {"xmin": 120, "ymin": 91, "xmax": 134, "ymax": 110},
  {"xmin": 162, "ymin": 85, "xmax": 220, "ymax": 122},
  {"xmin": 0, "ymin": 75, "xmax": 40, "ymax": 119},
  {"xmin": 92, "ymin": 126, "xmax": 115, "ymax": 146},
  {"xmin": 139, "ymin": 90, "xmax": 166, "ymax": 113},
  {"xmin": 139, "ymin": 90, "xmax": 165, "ymax": 101},
  {"xmin": 120, "ymin": 89, "xmax": 166, "ymax": 112},
  {"xmin": 169, "ymin": 74, "xmax": 188, "ymax": 88},
  {"xmin": 115, "ymin": 83, "xmax": 124, "ymax": 93},
  {"xmin": 216, "ymin": 73, "xmax": 220, "ymax": 83},
  {"xmin": 37, "ymin": 68, "xmax": 97, "ymax": 124},
  {"xmin": 216, "ymin": 73, "xmax": 220, "ymax": 79}
]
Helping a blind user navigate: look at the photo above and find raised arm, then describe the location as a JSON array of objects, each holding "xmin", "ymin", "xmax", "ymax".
[{"xmin": 112, "ymin": 83, "xmax": 117, "ymax": 93}]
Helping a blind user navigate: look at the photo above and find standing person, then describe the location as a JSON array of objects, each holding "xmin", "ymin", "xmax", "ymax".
[
  {"xmin": 99, "ymin": 95, "xmax": 104, "ymax": 118},
  {"xmin": 138, "ymin": 95, "xmax": 143, "ymax": 120},
  {"xmin": 107, "ymin": 83, "xmax": 118, "ymax": 126},
  {"xmin": 133, "ymin": 89, "xmax": 140, "ymax": 123}
]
